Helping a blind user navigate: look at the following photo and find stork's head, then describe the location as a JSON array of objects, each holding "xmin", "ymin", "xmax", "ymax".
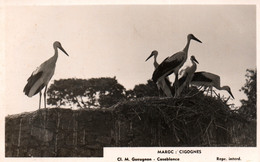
[
  {"xmin": 223, "ymin": 86, "xmax": 234, "ymax": 99},
  {"xmin": 188, "ymin": 34, "xmax": 202, "ymax": 43},
  {"xmin": 145, "ymin": 50, "xmax": 158, "ymax": 61},
  {"xmin": 190, "ymin": 55, "xmax": 199, "ymax": 64},
  {"xmin": 53, "ymin": 41, "xmax": 69, "ymax": 56}
]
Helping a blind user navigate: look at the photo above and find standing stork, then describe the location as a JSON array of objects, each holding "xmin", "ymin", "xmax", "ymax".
[
  {"xmin": 191, "ymin": 71, "xmax": 234, "ymax": 99},
  {"xmin": 146, "ymin": 50, "xmax": 172, "ymax": 97},
  {"xmin": 176, "ymin": 55, "xmax": 199, "ymax": 96},
  {"xmin": 23, "ymin": 41, "xmax": 69, "ymax": 109},
  {"xmin": 152, "ymin": 34, "xmax": 202, "ymax": 97}
]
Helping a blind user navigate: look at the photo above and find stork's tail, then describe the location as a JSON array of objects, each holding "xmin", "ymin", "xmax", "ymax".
[
  {"xmin": 23, "ymin": 71, "xmax": 44, "ymax": 97},
  {"xmin": 23, "ymin": 83, "xmax": 31, "ymax": 96}
]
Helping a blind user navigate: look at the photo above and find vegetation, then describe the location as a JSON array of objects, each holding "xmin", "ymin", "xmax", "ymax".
[
  {"xmin": 47, "ymin": 77, "xmax": 126, "ymax": 108},
  {"xmin": 47, "ymin": 77, "xmax": 162, "ymax": 109},
  {"xmin": 126, "ymin": 79, "xmax": 159, "ymax": 98},
  {"xmin": 239, "ymin": 69, "xmax": 256, "ymax": 120}
]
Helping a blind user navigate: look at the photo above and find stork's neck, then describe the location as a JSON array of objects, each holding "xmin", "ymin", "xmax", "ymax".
[
  {"xmin": 183, "ymin": 38, "xmax": 191, "ymax": 54},
  {"xmin": 153, "ymin": 55, "xmax": 159, "ymax": 68},
  {"xmin": 190, "ymin": 64, "xmax": 196, "ymax": 73},
  {"xmin": 53, "ymin": 47, "xmax": 59, "ymax": 62},
  {"xmin": 187, "ymin": 60, "xmax": 197, "ymax": 74},
  {"xmin": 191, "ymin": 60, "xmax": 197, "ymax": 69}
]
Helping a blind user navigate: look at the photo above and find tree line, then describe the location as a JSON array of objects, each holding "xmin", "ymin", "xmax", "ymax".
[{"xmin": 47, "ymin": 77, "xmax": 159, "ymax": 109}]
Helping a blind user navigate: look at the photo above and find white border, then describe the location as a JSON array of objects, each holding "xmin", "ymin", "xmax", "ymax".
[{"xmin": 1, "ymin": 0, "xmax": 259, "ymax": 161}]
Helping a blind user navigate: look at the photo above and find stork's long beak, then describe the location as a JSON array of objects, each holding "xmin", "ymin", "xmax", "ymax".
[
  {"xmin": 59, "ymin": 46, "xmax": 69, "ymax": 56},
  {"xmin": 193, "ymin": 36, "xmax": 202, "ymax": 43},
  {"xmin": 193, "ymin": 57, "xmax": 199, "ymax": 64},
  {"xmin": 228, "ymin": 91, "xmax": 235, "ymax": 99},
  {"xmin": 145, "ymin": 53, "xmax": 154, "ymax": 62}
]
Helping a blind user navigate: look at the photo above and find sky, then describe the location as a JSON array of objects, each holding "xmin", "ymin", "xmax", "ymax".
[{"xmin": 3, "ymin": 5, "xmax": 256, "ymax": 115}]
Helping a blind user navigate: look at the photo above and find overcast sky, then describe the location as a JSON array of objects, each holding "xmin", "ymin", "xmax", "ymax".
[{"xmin": 4, "ymin": 5, "xmax": 256, "ymax": 115}]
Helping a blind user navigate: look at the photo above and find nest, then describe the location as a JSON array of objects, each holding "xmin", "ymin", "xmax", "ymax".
[{"xmin": 111, "ymin": 92, "xmax": 249, "ymax": 146}]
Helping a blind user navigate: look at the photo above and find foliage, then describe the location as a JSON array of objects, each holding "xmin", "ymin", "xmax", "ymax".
[
  {"xmin": 239, "ymin": 69, "xmax": 256, "ymax": 119},
  {"xmin": 127, "ymin": 79, "xmax": 159, "ymax": 98},
  {"xmin": 47, "ymin": 77, "xmax": 126, "ymax": 108},
  {"xmin": 96, "ymin": 77, "xmax": 127, "ymax": 107}
]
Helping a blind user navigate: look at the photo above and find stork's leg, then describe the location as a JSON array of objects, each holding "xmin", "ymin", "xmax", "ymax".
[
  {"xmin": 213, "ymin": 90, "xmax": 219, "ymax": 98},
  {"xmin": 44, "ymin": 85, "xmax": 48, "ymax": 109},
  {"xmin": 159, "ymin": 88, "xmax": 164, "ymax": 97},
  {"xmin": 39, "ymin": 91, "xmax": 42, "ymax": 109},
  {"xmin": 157, "ymin": 84, "xmax": 163, "ymax": 97},
  {"xmin": 205, "ymin": 87, "xmax": 209, "ymax": 96},
  {"xmin": 158, "ymin": 78, "xmax": 172, "ymax": 97},
  {"xmin": 163, "ymin": 80, "xmax": 173, "ymax": 97},
  {"xmin": 174, "ymin": 74, "xmax": 179, "ymax": 98},
  {"xmin": 197, "ymin": 86, "xmax": 204, "ymax": 91},
  {"xmin": 175, "ymin": 74, "xmax": 179, "ymax": 88}
]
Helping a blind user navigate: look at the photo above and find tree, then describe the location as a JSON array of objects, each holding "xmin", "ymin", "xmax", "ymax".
[
  {"xmin": 239, "ymin": 69, "xmax": 256, "ymax": 119},
  {"xmin": 128, "ymin": 79, "xmax": 159, "ymax": 98},
  {"xmin": 47, "ymin": 77, "xmax": 126, "ymax": 109},
  {"xmin": 94, "ymin": 77, "xmax": 126, "ymax": 107}
]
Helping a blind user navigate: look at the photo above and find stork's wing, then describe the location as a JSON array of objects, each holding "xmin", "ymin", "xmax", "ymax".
[
  {"xmin": 178, "ymin": 73, "xmax": 188, "ymax": 87},
  {"xmin": 171, "ymin": 74, "xmax": 188, "ymax": 96},
  {"xmin": 192, "ymin": 72, "xmax": 213, "ymax": 82},
  {"xmin": 23, "ymin": 71, "xmax": 44, "ymax": 96},
  {"xmin": 152, "ymin": 57, "xmax": 182, "ymax": 83}
]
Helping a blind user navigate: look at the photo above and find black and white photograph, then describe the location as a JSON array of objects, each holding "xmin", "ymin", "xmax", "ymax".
[{"xmin": 1, "ymin": 1, "xmax": 259, "ymax": 161}]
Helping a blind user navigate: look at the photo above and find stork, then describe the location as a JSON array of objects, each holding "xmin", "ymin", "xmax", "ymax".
[
  {"xmin": 146, "ymin": 50, "xmax": 172, "ymax": 97},
  {"xmin": 176, "ymin": 55, "xmax": 199, "ymax": 96},
  {"xmin": 23, "ymin": 41, "xmax": 69, "ymax": 109},
  {"xmin": 191, "ymin": 71, "xmax": 234, "ymax": 99},
  {"xmin": 152, "ymin": 34, "xmax": 202, "ymax": 97}
]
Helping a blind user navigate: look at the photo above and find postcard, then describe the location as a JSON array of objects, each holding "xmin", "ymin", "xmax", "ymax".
[{"xmin": 1, "ymin": 1, "xmax": 259, "ymax": 161}]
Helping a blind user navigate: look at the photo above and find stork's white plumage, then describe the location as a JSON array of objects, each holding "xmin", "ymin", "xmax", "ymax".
[
  {"xmin": 176, "ymin": 55, "xmax": 199, "ymax": 96},
  {"xmin": 146, "ymin": 50, "xmax": 172, "ymax": 97},
  {"xmin": 191, "ymin": 71, "xmax": 234, "ymax": 99},
  {"xmin": 152, "ymin": 34, "xmax": 202, "ymax": 97},
  {"xmin": 23, "ymin": 41, "xmax": 69, "ymax": 109}
]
